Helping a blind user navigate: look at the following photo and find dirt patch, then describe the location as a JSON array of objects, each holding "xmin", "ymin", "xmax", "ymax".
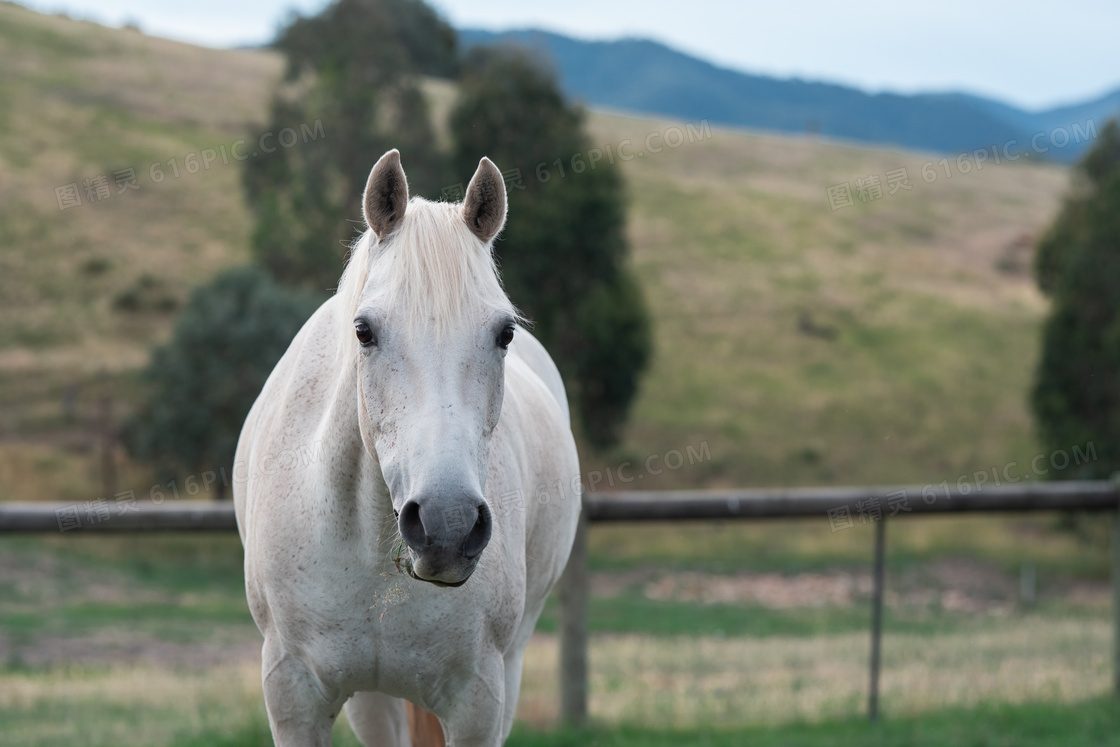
[
  {"xmin": 644, "ymin": 570, "xmax": 869, "ymax": 608},
  {"xmin": 595, "ymin": 558, "xmax": 1110, "ymax": 616},
  {"xmin": 589, "ymin": 567, "xmax": 659, "ymax": 598},
  {"xmin": 0, "ymin": 629, "xmax": 261, "ymax": 669}
]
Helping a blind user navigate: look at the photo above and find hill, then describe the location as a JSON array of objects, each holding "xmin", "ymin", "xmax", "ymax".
[
  {"xmin": 0, "ymin": 4, "xmax": 1070, "ymax": 501},
  {"xmin": 590, "ymin": 112, "xmax": 1064, "ymax": 487},
  {"xmin": 0, "ymin": 2, "xmax": 282, "ymax": 498},
  {"xmin": 460, "ymin": 28, "xmax": 1114, "ymax": 163}
]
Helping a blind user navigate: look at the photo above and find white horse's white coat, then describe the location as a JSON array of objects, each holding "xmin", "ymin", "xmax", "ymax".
[{"xmin": 234, "ymin": 151, "xmax": 581, "ymax": 746}]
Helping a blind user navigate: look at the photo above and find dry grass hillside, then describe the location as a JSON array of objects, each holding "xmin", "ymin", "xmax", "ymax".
[
  {"xmin": 0, "ymin": 3, "xmax": 1071, "ymax": 502},
  {"xmin": 591, "ymin": 113, "xmax": 1067, "ymax": 487},
  {"xmin": 0, "ymin": 3, "xmax": 282, "ymax": 499}
]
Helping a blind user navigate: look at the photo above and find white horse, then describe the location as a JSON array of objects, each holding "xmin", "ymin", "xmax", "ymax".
[{"xmin": 233, "ymin": 150, "xmax": 581, "ymax": 746}]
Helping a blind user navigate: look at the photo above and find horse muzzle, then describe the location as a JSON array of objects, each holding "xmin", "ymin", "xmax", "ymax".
[{"xmin": 398, "ymin": 496, "xmax": 492, "ymax": 587}]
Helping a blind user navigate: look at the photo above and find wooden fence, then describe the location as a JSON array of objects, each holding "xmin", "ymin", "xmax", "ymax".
[{"xmin": 3, "ymin": 478, "xmax": 1119, "ymax": 727}]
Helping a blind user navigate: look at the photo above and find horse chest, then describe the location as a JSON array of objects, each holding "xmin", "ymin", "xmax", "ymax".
[{"xmin": 251, "ymin": 530, "xmax": 519, "ymax": 692}]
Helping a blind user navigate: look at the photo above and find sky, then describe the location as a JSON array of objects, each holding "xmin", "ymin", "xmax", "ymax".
[{"xmin": 24, "ymin": 0, "xmax": 1120, "ymax": 111}]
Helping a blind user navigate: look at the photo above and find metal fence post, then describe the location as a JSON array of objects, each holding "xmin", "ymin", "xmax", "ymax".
[
  {"xmin": 559, "ymin": 505, "xmax": 589, "ymax": 727},
  {"xmin": 868, "ymin": 515, "xmax": 886, "ymax": 722}
]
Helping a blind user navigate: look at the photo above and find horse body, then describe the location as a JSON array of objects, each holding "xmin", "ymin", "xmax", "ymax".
[{"xmin": 234, "ymin": 151, "xmax": 580, "ymax": 746}]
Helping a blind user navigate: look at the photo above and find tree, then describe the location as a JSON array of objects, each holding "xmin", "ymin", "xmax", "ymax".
[
  {"xmin": 123, "ymin": 267, "xmax": 321, "ymax": 492},
  {"xmin": 1031, "ymin": 119, "xmax": 1120, "ymax": 479},
  {"xmin": 243, "ymin": 0, "xmax": 456, "ymax": 292},
  {"xmin": 127, "ymin": 2, "xmax": 466, "ymax": 488},
  {"xmin": 450, "ymin": 47, "xmax": 652, "ymax": 450}
]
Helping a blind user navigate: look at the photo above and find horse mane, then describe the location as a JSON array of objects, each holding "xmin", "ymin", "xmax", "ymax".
[{"xmin": 335, "ymin": 198, "xmax": 522, "ymax": 343}]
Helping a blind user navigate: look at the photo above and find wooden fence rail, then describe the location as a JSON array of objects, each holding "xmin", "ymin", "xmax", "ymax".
[{"xmin": 3, "ymin": 478, "xmax": 1119, "ymax": 727}]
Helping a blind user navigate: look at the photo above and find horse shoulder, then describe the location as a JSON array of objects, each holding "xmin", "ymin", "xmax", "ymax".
[
  {"xmin": 235, "ymin": 297, "xmax": 344, "ymax": 536},
  {"xmin": 498, "ymin": 340, "xmax": 581, "ymax": 602},
  {"xmin": 507, "ymin": 326, "xmax": 570, "ymax": 424}
]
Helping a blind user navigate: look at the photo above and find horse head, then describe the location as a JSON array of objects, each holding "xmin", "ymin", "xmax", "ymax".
[{"xmin": 349, "ymin": 149, "xmax": 517, "ymax": 587}]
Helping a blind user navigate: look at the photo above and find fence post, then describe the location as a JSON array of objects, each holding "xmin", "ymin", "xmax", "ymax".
[
  {"xmin": 868, "ymin": 515, "xmax": 886, "ymax": 722},
  {"xmin": 559, "ymin": 504, "xmax": 589, "ymax": 727},
  {"xmin": 1113, "ymin": 474, "xmax": 1120, "ymax": 697}
]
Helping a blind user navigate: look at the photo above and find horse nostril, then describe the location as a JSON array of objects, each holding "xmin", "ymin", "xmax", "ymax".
[
  {"xmin": 398, "ymin": 500, "xmax": 427, "ymax": 553},
  {"xmin": 461, "ymin": 502, "xmax": 492, "ymax": 559}
]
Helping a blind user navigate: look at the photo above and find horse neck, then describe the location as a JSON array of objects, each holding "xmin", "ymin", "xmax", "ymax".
[{"xmin": 318, "ymin": 311, "xmax": 395, "ymax": 534}]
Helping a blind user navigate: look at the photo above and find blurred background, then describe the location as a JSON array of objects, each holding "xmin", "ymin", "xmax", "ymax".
[{"xmin": 2, "ymin": 0, "xmax": 1120, "ymax": 744}]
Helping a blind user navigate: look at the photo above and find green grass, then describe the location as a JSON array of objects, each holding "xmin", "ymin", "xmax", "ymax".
[
  {"xmin": 3, "ymin": 514, "xmax": 1108, "ymax": 656},
  {"xmin": 2, "ymin": 600, "xmax": 249, "ymax": 643},
  {"xmin": 508, "ymin": 697, "xmax": 1120, "ymax": 747},
  {"xmin": 1, "ymin": 514, "xmax": 1110, "ymax": 659},
  {"xmin": 0, "ymin": 661, "xmax": 366, "ymax": 747},
  {"xmin": 6, "ymin": 669, "xmax": 1116, "ymax": 747},
  {"xmin": 586, "ymin": 515, "xmax": 1111, "ymax": 578},
  {"xmin": 0, "ymin": 533, "xmax": 254, "ymax": 653},
  {"xmin": 1, "ymin": 533, "xmax": 247, "ymax": 594},
  {"xmin": 1, "ymin": 531, "xmax": 1114, "ymax": 742}
]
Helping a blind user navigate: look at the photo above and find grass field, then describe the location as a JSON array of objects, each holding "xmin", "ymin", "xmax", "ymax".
[
  {"xmin": 510, "ymin": 698, "xmax": 1120, "ymax": 747},
  {"xmin": 2, "ymin": 515, "xmax": 1114, "ymax": 743},
  {"xmin": 5, "ymin": 665, "xmax": 1120, "ymax": 747}
]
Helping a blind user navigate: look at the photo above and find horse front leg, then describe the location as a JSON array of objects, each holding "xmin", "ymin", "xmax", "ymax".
[
  {"xmin": 343, "ymin": 691, "xmax": 412, "ymax": 747},
  {"xmin": 261, "ymin": 636, "xmax": 347, "ymax": 747},
  {"xmin": 436, "ymin": 651, "xmax": 506, "ymax": 747}
]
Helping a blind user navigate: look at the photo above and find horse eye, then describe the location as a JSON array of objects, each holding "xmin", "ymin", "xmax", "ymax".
[
  {"xmin": 355, "ymin": 322, "xmax": 375, "ymax": 346},
  {"xmin": 497, "ymin": 325, "xmax": 515, "ymax": 349}
]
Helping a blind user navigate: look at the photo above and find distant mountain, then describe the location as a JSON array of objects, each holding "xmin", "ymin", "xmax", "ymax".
[
  {"xmin": 460, "ymin": 29, "xmax": 1118, "ymax": 163},
  {"xmin": 1034, "ymin": 88, "xmax": 1120, "ymax": 137}
]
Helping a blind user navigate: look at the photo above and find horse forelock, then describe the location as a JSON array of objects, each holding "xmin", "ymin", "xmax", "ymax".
[{"xmin": 336, "ymin": 198, "xmax": 521, "ymax": 343}]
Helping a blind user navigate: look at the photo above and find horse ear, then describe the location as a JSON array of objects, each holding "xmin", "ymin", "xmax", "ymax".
[
  {"xmin": 364, "ymin": 149, "xmax": 409, "ymax": 239},
  {"xmin": 462, "ymin": 157, "xmax": 507, "ymax": 244}
]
